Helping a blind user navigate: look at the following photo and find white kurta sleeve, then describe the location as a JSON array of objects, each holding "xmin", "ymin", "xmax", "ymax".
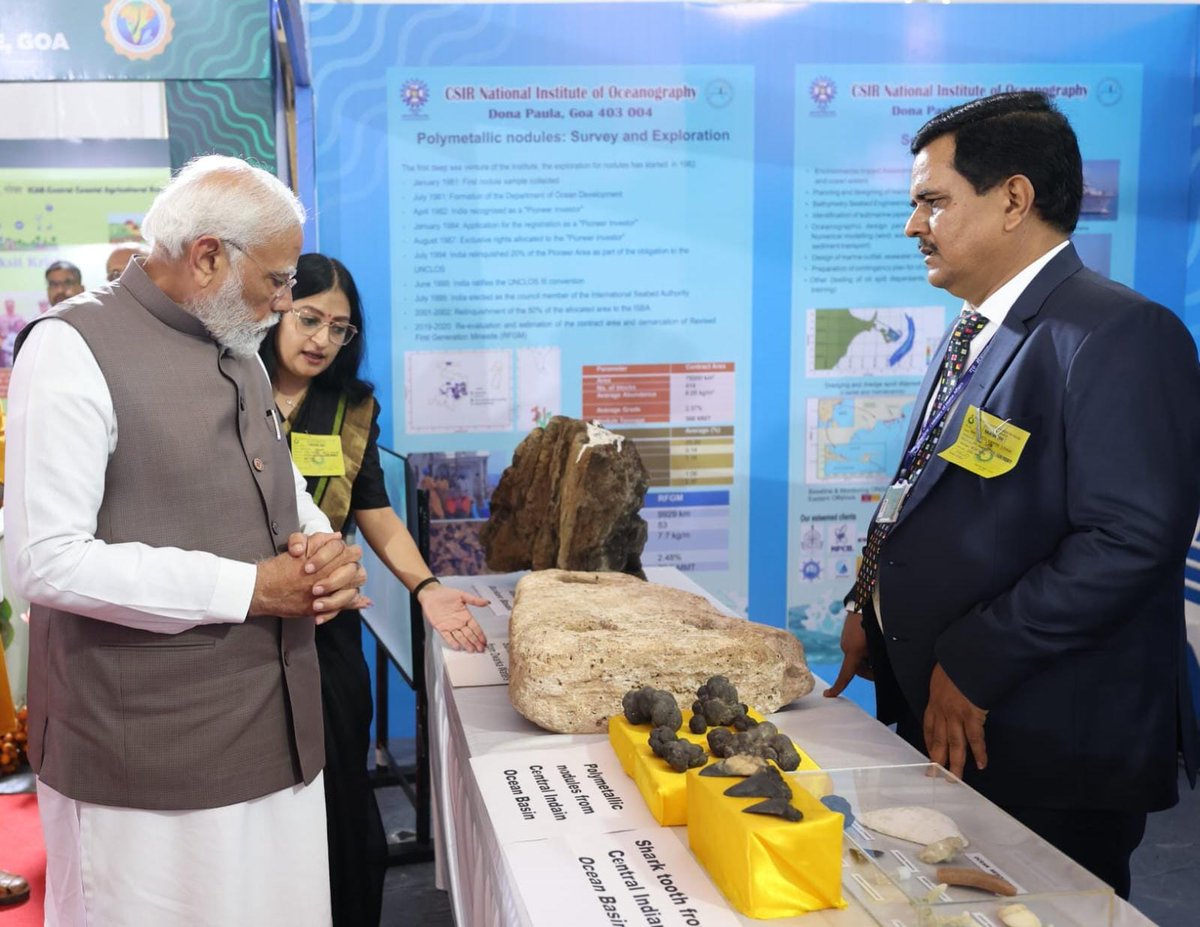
[
  {"xmin": 293, "ymin": 460, "xmax": 333, "ymax": 535},
  {"xmin": 252, "ymin": 354, "xmax": 332, "ymax": 536},
  {"xmin": 4, "ymin": 319, "xmax": 258, "ymax": 634}
]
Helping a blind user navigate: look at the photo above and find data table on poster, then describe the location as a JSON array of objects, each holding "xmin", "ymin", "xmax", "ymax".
[
  {"xmin": 639, "ymin": 489, "xmax": 731, "ymax": 573},
  {"xmin": 614, "ymin": 426, "xmax": 734, "ymax": 487},
  {"xmin": 582, "ymin": 362, "xmax": 735, "ymax": 424}
]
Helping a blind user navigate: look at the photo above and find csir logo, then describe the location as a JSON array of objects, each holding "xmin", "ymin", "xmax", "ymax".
[
  {"xmin": 809, "ymin": 76, "xmax": 837, "ymax": 116},
  {"xmin": 102, "ymin": 0, "xmax": 174, "ymax": 61},
  {"xmin": 401, "ymin": 79, "xmax": 431, "ymax": 117}
]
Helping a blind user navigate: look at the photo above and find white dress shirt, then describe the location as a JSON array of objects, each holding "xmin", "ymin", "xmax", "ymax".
[
  {"xmin": 4, "ymin": 318, "xmax": 331, "ymax": 633},
  {"xmin": 918, "ymin": 240, "xmax": 1069, "ymax": 428}
]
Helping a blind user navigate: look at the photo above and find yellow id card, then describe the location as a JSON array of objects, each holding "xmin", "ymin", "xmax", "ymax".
[
  {"xmin": 290, "ymin": 433, "xmax": 346, "ymax": 477},
  {"xmin": 938, "ymin": 405, "xmax": 1030, "ymax": 478}
]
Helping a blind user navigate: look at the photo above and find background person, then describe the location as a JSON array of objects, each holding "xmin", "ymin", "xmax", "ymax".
[
  {"xmin": 43, "ymin": 260, "xmax": 82, "ymax": 307},
  {"xmin": 827, "ymin": 91, "xmax": 1200, "ymax": 898},
  {"xmin": 260, "ymin": 252, "xmax": 488, "ymax": 926},
  {"xmin": 106, "ymin": 242, "xmax": 150, "ymax": 282},
  {"xmin": 6, "ymin": 156, "xmax": 368, "ymax": 925}
]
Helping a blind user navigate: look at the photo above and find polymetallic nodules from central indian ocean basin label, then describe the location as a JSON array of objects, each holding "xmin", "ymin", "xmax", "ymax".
[
  {"xmin": 723, "ymin": 766, "xmax": 792, "ymax": 800},
  {"xmin": 743, "ymin": 798, "xmax": 804, "ymax": 822}
]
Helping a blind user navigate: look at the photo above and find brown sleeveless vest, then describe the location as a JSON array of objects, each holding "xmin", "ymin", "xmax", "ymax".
[{"xmin": 16, "ymin": 261, "xmax": 324, "ymax": 810}]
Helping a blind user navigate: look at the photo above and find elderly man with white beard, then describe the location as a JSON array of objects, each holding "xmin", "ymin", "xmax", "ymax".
[{"xmin": 4, "ymin": 155, "xmax": 367, "ymax": 926}]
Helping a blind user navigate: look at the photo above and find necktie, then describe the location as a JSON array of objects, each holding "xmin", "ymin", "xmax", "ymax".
[{"xmin": 850, "ymin": 310, "xmax": 988, "ymax": 609}]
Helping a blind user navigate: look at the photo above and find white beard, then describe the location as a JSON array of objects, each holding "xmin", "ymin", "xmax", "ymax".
[{"xmin": 187, "ymin": 271, "xmax": 279, "ymax": 358}]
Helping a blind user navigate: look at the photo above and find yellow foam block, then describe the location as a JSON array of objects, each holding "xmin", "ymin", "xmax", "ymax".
[
  {"xmin": 607, "ymin": 710, "xmax": 820, "ymax": 826},
  {"xmin": 687, "ymin": 768, "xmax": 846, "ymax": 918}
]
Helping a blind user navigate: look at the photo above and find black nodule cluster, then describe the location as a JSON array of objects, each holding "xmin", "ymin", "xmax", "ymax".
[
  {"xmin": 706, "ymin": 720, "xmax": 801, "ymax": 771},
  {"xmin": 689, "ymin": 675, "xmax": 753, "ymax": 731},
  {"xmin": 622, "ymin": 686, "xmax": 682, "ymax": 732},
  {"xmin": 648, "ymin": 726, "xmax": 707, "ymax": 772}
]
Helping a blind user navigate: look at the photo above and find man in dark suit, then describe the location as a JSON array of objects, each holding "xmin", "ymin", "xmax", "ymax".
[{"xmin": 825, "ymin": 91, "xmax": 1200, "ymax": 899}]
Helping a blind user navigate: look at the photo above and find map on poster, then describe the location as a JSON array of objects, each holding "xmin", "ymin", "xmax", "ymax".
[
  {"xmin": 405, "ymin": 348, "xmax": 514, "ymax": 433},
  {"xmin": 805, "ymin": 395, "xmax": 914, "ymax": 484},
  {"xmin": 805, "ymin": 307, "xmax": 944, "ymax": 377}
]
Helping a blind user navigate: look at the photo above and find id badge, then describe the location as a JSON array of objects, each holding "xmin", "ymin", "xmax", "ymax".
[
  {"xmin": 875, "ymin": 480, "xmax": 911, "ymax": 525},
  {"xmin": 937, "ymin": 405, "xmax": 1031, "ymax": 478},
  {"xmin": 290, "ymin": 433, "xmax": 346, "ymax": 477}
]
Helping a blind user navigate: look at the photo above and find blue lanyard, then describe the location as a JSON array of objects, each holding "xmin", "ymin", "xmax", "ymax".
[{"xmin": 899, "ymin": 354, "xmax": 983, "ymax": 476}]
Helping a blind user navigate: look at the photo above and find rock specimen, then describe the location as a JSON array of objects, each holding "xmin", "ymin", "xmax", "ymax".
[
  {"xmin": 507, "ymin": 570, "xmax": 815, "ymax": 733},
  {"xmin": 917, "ymin": 835, "xmax": 967, "ymax": 865},
  {"xmin": 700, "ymin": 755, "xmax": 768, "ymax": 778},
  {"xmin": 997, "ymin": 903, "xmax": 1042, "ymax": 927},
  {"xmin": 858, "ymin": 806, "xmax": 967, "ymax": 848},
  {"xmin": 482, "ymin": 417, "xmax": 649, "ymax": 576},
  {"xmin": 820, "ymin": 794, "xmax": 855, "ymax": 829}
]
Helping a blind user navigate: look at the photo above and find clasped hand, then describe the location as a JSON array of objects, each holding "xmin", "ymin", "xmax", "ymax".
[{"xmin": 251, "ymin": 531, "xmax": 370, "ymax": 622}]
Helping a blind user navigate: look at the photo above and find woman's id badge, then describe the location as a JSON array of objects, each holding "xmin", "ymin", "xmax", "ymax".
[
  {"xmin": 875, "ymin": 480, "xmax": 911, "ymax": 524},
  {"xmin": 291, "ymin": 433, "xmax": 346, "ymax": 477}
]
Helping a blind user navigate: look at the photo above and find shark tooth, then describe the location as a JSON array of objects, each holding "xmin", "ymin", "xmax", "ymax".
[
  {"xmin": 723, "ymin": 766, "xmax": 791, "ymax": 799},
  {"xmin": 742, "ymin": 798, "xmax": 803, "ymax": 822}
]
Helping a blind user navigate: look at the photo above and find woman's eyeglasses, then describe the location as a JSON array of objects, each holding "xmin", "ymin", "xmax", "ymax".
[{"xmin": 291, "ymin": 307, "xmax": 358, "ymax": 346}]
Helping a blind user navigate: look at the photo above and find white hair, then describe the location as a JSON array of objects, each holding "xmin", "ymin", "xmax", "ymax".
[
  {"xmin": 187, "ymin": 266, "xmax": 280, "ymax": 358},
  {"xmin": 142, "ymin": 155, "xmax": 306, "ymax": 258}
]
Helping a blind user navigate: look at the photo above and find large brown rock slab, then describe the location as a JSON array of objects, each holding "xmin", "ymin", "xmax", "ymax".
[
  {"xmin": 508, "ymin": 570, "xmax": 814, "ymax": 733},
  {"xmin": 481, "ymin": 416, "xmax": 649, "ymax": 576}
]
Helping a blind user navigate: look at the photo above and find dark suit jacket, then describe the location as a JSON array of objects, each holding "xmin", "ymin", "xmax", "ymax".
[{"xmin": 867, "ymin": 244, "xmax": 1200, "ymax": 813}]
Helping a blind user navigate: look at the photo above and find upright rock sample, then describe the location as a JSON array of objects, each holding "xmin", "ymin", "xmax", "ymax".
[
  {"xmin": 482, "ymin": 417, "xmax": 649, "ymax": 576},
  {"xmin": 508, "ymin": 570, "xmax": 814, "ymax": 733}
]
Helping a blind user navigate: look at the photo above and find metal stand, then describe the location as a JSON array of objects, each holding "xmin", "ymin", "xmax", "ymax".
[{"xmin": 366, "ymin": 453, "xmax": 435, "ymax": 865}]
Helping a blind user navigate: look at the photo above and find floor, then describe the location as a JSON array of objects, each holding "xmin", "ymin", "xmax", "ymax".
[{"xmin": 374, "ymin": 748, "xmax": 1200, "ymax": 927}]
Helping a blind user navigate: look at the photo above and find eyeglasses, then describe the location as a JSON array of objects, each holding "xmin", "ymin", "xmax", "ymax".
[
  {"xmin": 291, "ymin": 307, "xmax": 358, "ymax": 346},
  {"xmin": 223, "ymin": 239, "xmax": 297, "ymax": 299}
]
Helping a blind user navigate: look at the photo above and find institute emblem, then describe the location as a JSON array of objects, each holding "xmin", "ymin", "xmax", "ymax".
[
  {"xmin": 103, "ymin": 0, "xmax": 175, "ymax": 61},
  {"xmin": 401, "ymin": 79, "xmax": 431, "ymax": 116},
  {"xmin": 809, "ymin": 76, "xmax": 837, "ymax": 113}
]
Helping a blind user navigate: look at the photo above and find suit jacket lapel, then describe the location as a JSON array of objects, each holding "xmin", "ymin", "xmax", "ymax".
[{"xmin": 894, "ymin": 244, "xmax": 1084, "ymax": 524}]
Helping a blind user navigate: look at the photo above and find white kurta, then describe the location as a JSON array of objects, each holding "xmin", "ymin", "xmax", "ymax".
[{"xmin": 6, "ymin": 319, "xmax": 335, "ymax": 926}]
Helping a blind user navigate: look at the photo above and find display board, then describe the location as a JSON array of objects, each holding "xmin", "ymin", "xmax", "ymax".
[
  {"xmin": 308, "ymin": 2, "xmax": 1199, "ymax": 667},
  {"xmin": 0, "ymin": 139, "xmax": 170, "ymax": 397}
]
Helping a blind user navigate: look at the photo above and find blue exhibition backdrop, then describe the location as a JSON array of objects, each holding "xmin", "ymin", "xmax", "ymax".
[{"xmin": 303, "ymin": 2, "xmax": 1200, "ymax": 733}]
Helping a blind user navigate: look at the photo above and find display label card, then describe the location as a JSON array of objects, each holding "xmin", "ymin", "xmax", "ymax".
[
  {"xmin": 470, "ymin": 742, "xmax": 656, "ymax": 843},
  {"xmin": 444, "ymin": 638, "xmax": 511, "ymax": 688},
  {"xmin": 474, "ymin": 579, "xmax": 516, "ymax": 618},
  {"xmin": 505, "ymin": 828, "xmax": 741, "ymax": 927}
]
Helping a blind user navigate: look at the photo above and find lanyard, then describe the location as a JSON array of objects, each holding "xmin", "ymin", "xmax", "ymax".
[{"xmin": 899, "ymin": 354, "xmax": 983, "ymax": 476}]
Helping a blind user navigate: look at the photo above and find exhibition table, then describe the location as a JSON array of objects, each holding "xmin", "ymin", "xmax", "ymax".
[{"xmin": 424, "ymin": 569, "xmax": 1156, "ymax": 927}]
